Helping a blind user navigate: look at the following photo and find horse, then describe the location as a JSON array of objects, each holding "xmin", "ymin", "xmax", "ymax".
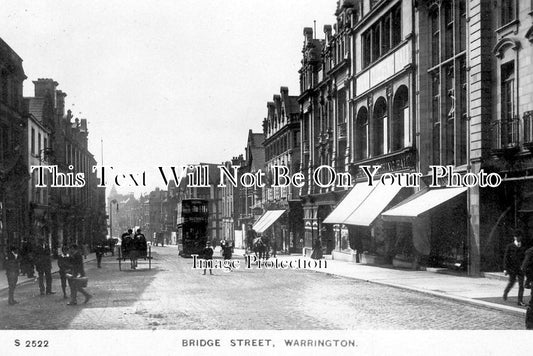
[{"xmin": 252, "ymin": 237, "xmax": 267, "ymax": 260}]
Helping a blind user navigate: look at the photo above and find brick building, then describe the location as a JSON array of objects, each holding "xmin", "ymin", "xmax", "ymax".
[{"xmin": 0, "ymin": 38, "xmax": 28, "ymax": 266}]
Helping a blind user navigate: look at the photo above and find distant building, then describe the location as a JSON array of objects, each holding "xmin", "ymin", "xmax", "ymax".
[
  {"xmin": 237, "ymin": 130, "xmax": 265, "ymax": 249},
  {"xmin": 262, "ymin": 87, "xmax": 303, "ymax": 253},
  {"xmin": 220, "ymin": 155, "xmax": 245, "ymax": 247}
]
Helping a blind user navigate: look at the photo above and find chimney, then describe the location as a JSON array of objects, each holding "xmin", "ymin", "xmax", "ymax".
[
  {"xmin": 80, "ymin": 118, "xmax": 88, "ymax": 133},
  {"xmin": 303, "ymin": 27, "xmax": 313, "ymax": 43},
  {"xmin": 324, "ymin": 25, "xmax": 332, "ymax": 36},
  {"xmin": 280, "ymin": 86, "xmax": 289, "ymax": 96},
  {"xmin": 56, "ymin": 90, "xmax": 67, "ymax": 118},
  {"xmin": 33, "ymin": 78, "xmax": 58, "ymax": 105}
]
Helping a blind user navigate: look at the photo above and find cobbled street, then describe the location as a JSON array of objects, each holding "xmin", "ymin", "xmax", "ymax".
[{"xmin": 0, "ymin": 247, "xmax": 524, "ymax": 329}]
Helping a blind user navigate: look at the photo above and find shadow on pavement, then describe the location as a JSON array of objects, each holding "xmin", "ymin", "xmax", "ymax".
[{"xmin": 0, "ymin": 254, "xmax": 161, "ymax": 329}]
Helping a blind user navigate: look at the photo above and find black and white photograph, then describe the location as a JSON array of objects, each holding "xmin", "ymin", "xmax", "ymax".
[{"xmin": 1, "ymin": 0, "xmax": 533, "ymax": 355}]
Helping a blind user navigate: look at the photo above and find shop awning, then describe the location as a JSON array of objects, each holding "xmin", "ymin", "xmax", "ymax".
[
  {"xmin": 322, "ymin": 182, "xmax": 375, "ymax": 224},
  {"xmin": 343, "ymin": 182, "xmax": 404, "ymax": 226},
  {"xmin": 252, "ymin": 210, "xmax": 286, "ymax": 233},
  {"xmin": 381, "ymin": 187, "xmax": 467, "ymax": 222}
]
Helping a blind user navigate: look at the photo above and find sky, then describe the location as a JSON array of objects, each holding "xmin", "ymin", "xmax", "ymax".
[{"xmin": 1, "ymin": 0, "xmax": 336, "ymax": 195}]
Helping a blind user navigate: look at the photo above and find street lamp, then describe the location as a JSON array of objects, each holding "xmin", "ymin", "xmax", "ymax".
[{"xmin": 109, "ymin": 199, "xmax": 118, "ymax": 239}]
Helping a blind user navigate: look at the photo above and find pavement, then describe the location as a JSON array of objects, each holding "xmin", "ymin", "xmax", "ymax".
[
  {"xmin": 231, "ymin": 248, "xmax": 529, "ymax": 316},
  {"xmin": 2, "ymin": 247, "xmax": 529, "ymax": 317},
  {"xmin": 0, "ymin": 252, "xmax": 98, "ymax": 293}
]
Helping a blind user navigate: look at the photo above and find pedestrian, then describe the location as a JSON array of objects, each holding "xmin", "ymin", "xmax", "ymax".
[
  {"xmin": 34, "ymin": 238, "xmax": 54, "ymax": 295},
  {"xmin": 202, "ymin": 241, "xmax": 214, "ymax": 275},
  {"xmin": 503, "ymin": 234, "xmax": 526, "ymax": 306},
  {"xmin": 247, "ymin": 226, "xmax": 257, "ymax": 253},
  {"xmin": 121, "ymin": 229, "xmax": 132, "ymax": 262},
  {"xmin": 57, "ymin": 245, "xmax": 71, "ymax": 299},
  {"xmin": 271, "ymin": 239, "xmax": 277, "ymax": 258},
  {"xmin": 95, "ymin": 242, "xmax": 105, "ymax": 268},
  {"xmin": 19, "ymin": 238, "xmax": 34, "ymax": 278},
  {"xmin": 130, "ymin": 231, "xmax": 139, "ymax": 269},
  {"xmin": 311, "ymin": 237, "xmax": 323, "ymax": 260},
  {"xmin": 4, "ymin": 245, "xmax": 20, "ymax": 306},
  {"xmin": 522, "ymin": 244, "xmax": 533, "ymax": 329},
  {"xmin": 135, "ymin": 228, "xmax": 147, "ymax": 258},
  {"xmin": 67, "ymin": 244, "xmax": 92, "ymax": 306},
  {"xmin": 82, "ymin": 243, "xmax": 89, "ymax": 259},
  {"xmin": 221, "ymin": 240, "xmax": 232, "ymax": 260}
]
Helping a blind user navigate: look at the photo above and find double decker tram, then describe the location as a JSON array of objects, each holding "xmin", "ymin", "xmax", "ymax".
[{"xmin": 177, "ymin": 199, "xmax": 209, "ymax": 257}]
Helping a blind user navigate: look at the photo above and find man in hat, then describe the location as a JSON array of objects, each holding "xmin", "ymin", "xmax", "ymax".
[
  {"xmin": 4, "ymin": 245, "xmax": 20, "ymax": 305},
  {"xmin": 503, "ymin": 234, "xmax": 526, "ymax": 306},
  {"xmin": 67, "ymin": 244, "xmax": 92, "ymax": 306},
  {"xmin": 202, "ymin": 241, "xmax": 214, "ymax": 275},
  {"xmin": 34, "ymin": 238, "xmax": 54, "ymax": 295}
]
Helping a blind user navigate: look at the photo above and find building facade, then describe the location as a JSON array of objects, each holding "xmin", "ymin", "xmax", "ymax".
[
  {"xmin": 0, "ymin": 38, "xmax": 28, "ymax": 267},
  {"xmin": 263, "ymin": 87, "xmax": 303, "ymax": 253},
  {"xmin": 24, "ymin": 92, "xmax": 54, "ymax": 246}
]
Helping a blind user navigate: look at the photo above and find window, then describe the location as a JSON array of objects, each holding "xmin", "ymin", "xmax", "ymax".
[
  {"xmin": 430, "ymin": 8, "xmax": 440, "ymax": 66},
  {"xmin": 355, "ymin": 107, "xmax": 369, "ymax": 160},
  {"xmin": 428, "ymin": 0, "xmax": 467, "ymax": 165},
  {"xmin": 501, "ymin": 61, "xmax": 518, "ymax": 147},
  {"xmin": 391, "ymin": 4, "xmax": 402, "ymax": 46},
  {"xmin": 361, "ymin": 3, "xmax": 402, "ymax": 69},
  {"xmin": 373, "ymin": 97, "xmax": 388, "ymax": 156},
  {"xmin": 362, "ymin": 31, "xmax": 371, "ymax": 68},
  {"xmin": 392, "ymin": 86, "xmax": 409, "ymax": 151},
  {"xmin": 371, "ymin": 23, "xmax": 381, "ymax": 62},
  {"xmin": 38, "ymin": 133, "xmax": 42, "ymax": 158},
  {"xmin": 500, "ymin": 0, "xmax": 516, "ymax": 27},
  {"xmin": 338, "ymin": 90, "xmax": 347, "ymax": 124},
  {"xmin": 31, "ymin": 128, "xmax": 35, "ymax": 155},
  {"xmin": 381, "ymin": 14, "xmax": 391, "ymax": 54},
  {"xmin": 432, "ymin": 72, "xmax": 441, "ymax": 165}
]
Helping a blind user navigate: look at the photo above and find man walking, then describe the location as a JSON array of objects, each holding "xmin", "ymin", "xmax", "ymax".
[
  {"xmin": 522, "ymin": 244, "xmax": 533, "ymax": 328},
  {"xmin": 67, "ymin": 244, "xmax": 92, "ymax": 306},
  {"xmin": 503, "ymin": 234, "xmax": 525, "ymax": 306},
  {"xmin": 4, "ymin": 245, "xmax": 20, "ymax": 305},
  {"xmin": 95, "ymin": 242, "xmax": 105, "ymax": 268},
  {"xmin": 34, "ymin": 238, "xmax": 54, "ymax": 295}
]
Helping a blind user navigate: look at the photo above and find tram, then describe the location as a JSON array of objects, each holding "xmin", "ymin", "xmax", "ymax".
[{"xmin": 177, "ymin": 199, "xmax": 209, "ymax": 257}]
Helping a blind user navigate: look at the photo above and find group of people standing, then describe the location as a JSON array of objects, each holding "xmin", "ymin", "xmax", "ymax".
[
  {"xmin": 120, "ymin": 228, "xmax": 147, "ymax": 270},
  {"xmin": 4, "ymin": 240, "xmax": 92, "ymax": 306}
]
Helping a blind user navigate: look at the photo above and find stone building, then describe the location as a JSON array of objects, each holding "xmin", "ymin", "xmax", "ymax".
[
  {"xmin": 0, "ymin": 37, "xmax": 28, "ymax": 266},
  {"xmin": 298, "ymin": 1, "xmax": 417, "ymax": 262},
  {"xmin": 303, "ymin": 0, "xmax": 533, "ymax": 275},
  {"xmin": 262, "ymin": 87, "xmax": 303, "ymax": 253}
]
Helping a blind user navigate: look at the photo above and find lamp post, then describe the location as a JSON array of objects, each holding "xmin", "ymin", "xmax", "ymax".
[{"xmin": 109, "ymin": 199, "xmax": 118, "ymax": 239}]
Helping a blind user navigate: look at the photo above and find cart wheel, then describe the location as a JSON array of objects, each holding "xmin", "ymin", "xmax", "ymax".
[{"xmin": 118, "ymin": 248, "xmax": 122, "ymax": 271}]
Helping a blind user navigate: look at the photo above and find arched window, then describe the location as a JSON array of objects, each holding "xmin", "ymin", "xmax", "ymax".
[
  {"xmin": 392, "ymin": 86, "xmax": 409, "ymax": 151},
  {"xmin": 355, "ymin": 107, "xmax": 368, "ymax": 160},
  {"xmin": 373, "ymin": 97, "xmax": 388, "ymax": 156}
]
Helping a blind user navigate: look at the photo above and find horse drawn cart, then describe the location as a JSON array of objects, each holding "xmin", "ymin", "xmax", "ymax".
[{"xmin": 117, "ymin": 243, "xmax": 153, "ymax": 270}]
